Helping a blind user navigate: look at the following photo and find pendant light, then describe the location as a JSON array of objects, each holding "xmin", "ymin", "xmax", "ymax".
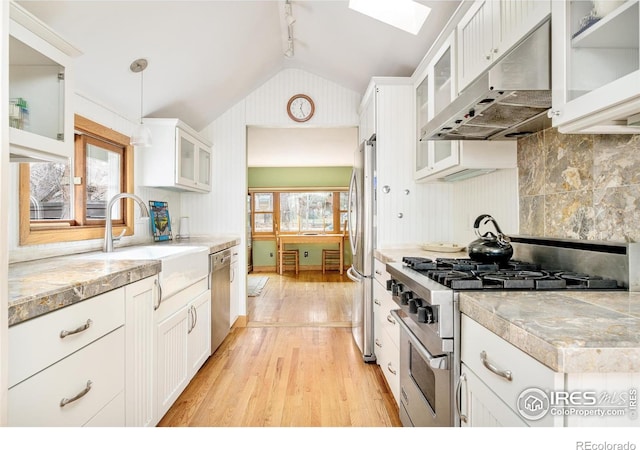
[{"xmin": 130, "ymin": 58, "xmax": 152, "ymax": 147}]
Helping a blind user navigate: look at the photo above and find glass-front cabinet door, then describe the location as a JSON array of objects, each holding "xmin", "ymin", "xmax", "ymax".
[
  {"xmin": 415, "ymin": 32, "xmax": 458, "ymax": 181},
  {"xmin": 176, "ymin": 129, "xmax": 197, "ymax": 188},
  {"xmin": 551, "ymin": 0, "xmax": 640, "ymax": 131},
  {"xmin": 197, "ymin": 146, "xmax": 212, "ymax": 189},
  {"xmin": 9, "ymin": 3, "xmax": 79, "ymax": 161}
]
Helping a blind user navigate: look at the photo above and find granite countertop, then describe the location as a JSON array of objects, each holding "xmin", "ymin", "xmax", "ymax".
[
  {"xmin": 8, "ymin": 235, "xmax": 241, "ymax": 327},
  {"xmin": 375, "ymin": 247, "xmax": 640, "ymax": 374}
]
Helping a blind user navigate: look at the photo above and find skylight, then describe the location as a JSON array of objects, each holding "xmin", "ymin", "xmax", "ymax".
[{"xmin": 349, "ymin": 0, "xmax": 431, "ymax": 35}]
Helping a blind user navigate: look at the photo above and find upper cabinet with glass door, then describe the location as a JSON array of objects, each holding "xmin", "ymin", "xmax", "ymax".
[
  {"xmin": 550, "ymin": 0, "xmax": 640, "ymax": 133},
  {"xmin": 8, "ymin": 2, "xmax": 81, "ymax": 162},
  {"xmin": 140, "ymin": 118, "xmax": 212, "ymax": 193},
  {"xmin": 415, "ymin": 32, "xmax": 459, "ymax": 181}
]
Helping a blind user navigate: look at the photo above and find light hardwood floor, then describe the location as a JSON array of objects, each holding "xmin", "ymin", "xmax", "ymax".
[{"xmin": 158, "ymin": 270, "xmax": 401, "ymax": 427}]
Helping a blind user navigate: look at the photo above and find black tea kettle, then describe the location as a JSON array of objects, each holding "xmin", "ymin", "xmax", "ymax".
[{"xmin": 468, "ymin": 214, "xmax": 513, "ymax": 264}]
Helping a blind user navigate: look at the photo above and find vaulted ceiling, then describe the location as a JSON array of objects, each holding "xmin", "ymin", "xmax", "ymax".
[{"xmin": 17, "ymin": 0, "xmax": 462, "ymax": 131}]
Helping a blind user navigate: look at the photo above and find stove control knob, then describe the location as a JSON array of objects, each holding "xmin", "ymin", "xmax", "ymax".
[
  {"xmin": 418, "ymin": 306, "xmax": 434, "ymax": 324},
  {"xmin": 392, "ymin": 283, "xmax": 404, "ymax": 297},
  {"xmin": 386, "ymin": 279, "xmax": 393, "ymax": 291},
  {"xmin": 401, "ymin": 291, "xmax": 413, "ymax": 305},
  {"xmin": 408, "ymin": 298, "xmax": 422, "ymax": 313}
]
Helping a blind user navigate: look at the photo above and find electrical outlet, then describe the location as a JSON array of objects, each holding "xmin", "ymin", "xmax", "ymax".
[
  {"xmin": 269, "ymin": 252, "xmax": 273, "ymax": 258},
  {"xmin": 304, "ymin": 251, "xmax": 309, "ymax": 257}
]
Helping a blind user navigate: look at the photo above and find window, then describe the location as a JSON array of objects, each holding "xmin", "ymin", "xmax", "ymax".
[
  {"xmin": 19, "ymin": 115, "xmax": 134, "ymax": 245},
  {"xmin": 250, "ymin": 190, "xmax": 348, "ymax": 237}
]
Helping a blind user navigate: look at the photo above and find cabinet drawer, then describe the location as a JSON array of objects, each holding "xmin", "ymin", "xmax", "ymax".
[
  {"xmin": 461, "ymin": 315, "xmax": 561, "ymax": 418},
  {"xmin": 8, "ymin": 327, "xmax": 125, "ymax": 426},
  {"xmin": 380, "ymin": 292, "xmax": 399, "ymax": 349},
  {"xmin": 9, "ymin": 288, "xmax": 125, "ymax": 387},
  {"xmin": 376, "ymin": 335, "xmax": 400, "ymax": 405},
  {"xmin": 374, "ymin": 258, "xmax": 390, "ymax": 286}
]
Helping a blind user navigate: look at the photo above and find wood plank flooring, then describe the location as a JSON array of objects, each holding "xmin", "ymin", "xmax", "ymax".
[{"xmin": 158, "ymin": 271, "xmax": 401, "ymax": 427}]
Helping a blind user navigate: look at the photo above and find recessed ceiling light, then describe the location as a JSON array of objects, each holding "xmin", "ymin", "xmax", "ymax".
[{"xmin": 349, "ymin": 0, "xmax": 431, "ymax": 35}]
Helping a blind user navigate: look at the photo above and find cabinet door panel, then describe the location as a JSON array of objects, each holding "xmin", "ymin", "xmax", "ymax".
[
  {"xmin": 458, "ymin": 0, "xmax": 493, "ymax": 91},
  {"xmin": 156, "ymin": 308, "xmax": 189, "ymax": 420},
  {"xmin": 188, "ymin": 290, "xmax": 212, "ymax": 378}
]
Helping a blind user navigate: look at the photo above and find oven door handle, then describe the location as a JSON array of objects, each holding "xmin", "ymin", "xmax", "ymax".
[{"xmin": 391, "ymin": 309, "xmax": 448, "ymax": 370}]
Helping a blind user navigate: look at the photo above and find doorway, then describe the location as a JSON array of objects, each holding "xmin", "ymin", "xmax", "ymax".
[{"xmin": 245, "ymin": 126, "xmax": 358, "ymax": 325}]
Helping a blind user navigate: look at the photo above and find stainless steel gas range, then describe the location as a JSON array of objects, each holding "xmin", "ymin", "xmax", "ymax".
[{"xmin": 385, "ymin": 236, "xmax": 638, "ymax": 427}]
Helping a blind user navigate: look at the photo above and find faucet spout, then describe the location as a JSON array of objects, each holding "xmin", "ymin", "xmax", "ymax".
[{"xmin": 104, "ymin": 193, "xmax": 149, "ymax": 252}]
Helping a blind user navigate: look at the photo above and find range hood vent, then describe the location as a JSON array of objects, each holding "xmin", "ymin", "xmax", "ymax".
[{"xmin": 422, "ymin": 20, "xmax": 551, "ymax": 141}]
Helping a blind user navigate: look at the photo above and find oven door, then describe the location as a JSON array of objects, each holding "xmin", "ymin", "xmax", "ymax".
[{"xmin": 392, "ymin": 310, "xmax": 453, "ymax": 427}]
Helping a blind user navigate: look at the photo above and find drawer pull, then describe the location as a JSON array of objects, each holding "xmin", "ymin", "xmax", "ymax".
[
  {"xmin": 386, "ymin": 362, "xmax": 396, "ymax": 375},
  {"xmin": 386, "ymin": 315, "xmax": 396, "ymax": 325},
  {"xmin": 374, "ymin": 298, "xmax": 381, "ymax": 306},
  {"xmin": 60, "ymin": 380, "xmax": 93, "ymax": 407},
  {"xmin": 480, "ymin": 350, "xmax": 512, "ymax": 381},
  {"xmin": 59, "ymin": 319, "xmax": 93, "ymax": 339},
  {"xmin": 375, "ymin": 338, "xmax": 382, "ymax": 348},
  {"xmin": 375, "ymin": 269, "xmax": 382, "ymax": 275}
]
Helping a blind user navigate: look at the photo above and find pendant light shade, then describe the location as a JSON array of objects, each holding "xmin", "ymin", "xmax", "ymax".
[{"xmin": 130, "ymin": 58, "xmax": 152, "ymax": 147}]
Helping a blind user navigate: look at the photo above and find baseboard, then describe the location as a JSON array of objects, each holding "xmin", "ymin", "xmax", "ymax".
[{"xmin": 252, "ymin": 265, "xmax": 346, "ymax": 272}]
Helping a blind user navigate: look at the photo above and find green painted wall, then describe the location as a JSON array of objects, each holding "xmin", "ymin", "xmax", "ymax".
[
  {"xmin": 249, "ymin": 166, "xmax": 353, "ymax": 271},
  {"xmin": 253, "ymin": 239, "xmax": 352, "ymax": 271},
  {"xmin": 248, "ymin": 166, "xmax": 352, "ymax": 188}
]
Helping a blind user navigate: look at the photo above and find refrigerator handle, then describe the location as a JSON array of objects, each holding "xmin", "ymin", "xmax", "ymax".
[
  {"xmin": 347, "ymin": 266, "xmax": 362, "ymax": 283},
  {"xmin": 347, "ymin": 168, "xmax": 358, "ymax": 256}
]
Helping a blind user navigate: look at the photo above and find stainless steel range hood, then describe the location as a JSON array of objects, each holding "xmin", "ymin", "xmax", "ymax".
[{"xmin": 422, "ymin": 21, "xmax": 551, "ymax": 141}]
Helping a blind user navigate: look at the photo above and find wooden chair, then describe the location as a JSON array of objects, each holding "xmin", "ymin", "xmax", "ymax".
[
  {"xmin": 276, "ymin": 231, "xmax": 299, "ymax": 274},
  {"xmin": 322, "ymin": 220, "xmax": 346, "ymax": 274}
]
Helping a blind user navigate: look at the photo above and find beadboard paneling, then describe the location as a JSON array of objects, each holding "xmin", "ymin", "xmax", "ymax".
[{"xmin": 452, "ymin": 168, "xmax": 519, "ymax": 245}]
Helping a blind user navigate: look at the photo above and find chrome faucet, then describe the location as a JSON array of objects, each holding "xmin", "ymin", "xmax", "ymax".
[{"xmin": 103, "ymin": 193, "xmax": 149, "ymax": 252}]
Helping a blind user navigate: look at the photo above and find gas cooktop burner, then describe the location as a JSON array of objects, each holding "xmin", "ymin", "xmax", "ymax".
[{"xmin": 401, "ymin": 256, "xmax": 622, "ymax": 290}]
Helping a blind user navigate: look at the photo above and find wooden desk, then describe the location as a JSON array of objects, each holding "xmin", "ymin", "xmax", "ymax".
[{"xmin": 278, "ymin": 233, "xmax": 345, "ymax": 274}]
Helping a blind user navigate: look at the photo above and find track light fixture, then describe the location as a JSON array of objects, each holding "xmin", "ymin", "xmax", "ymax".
[{"xmin": 284, "ymin": 0, "xmax": 295, "ymax": 58}]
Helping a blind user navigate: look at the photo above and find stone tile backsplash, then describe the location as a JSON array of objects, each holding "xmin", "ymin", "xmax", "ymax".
[{"xmin": 518, "ymin": 128, "xmax": 640, "ymax": 243}]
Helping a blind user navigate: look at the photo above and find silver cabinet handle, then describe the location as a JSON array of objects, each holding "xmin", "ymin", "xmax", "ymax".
[
  {"xmin": 59, "ymin": 319, "xmax": 92, "ymax": 339},
  {"xmin": 375, "ymin": 269, "xmax": 382, "ymax": 276},
  {"xmin": 188, "ymin": 305, "xmax": 196, "ymax": 334},
  {"xmin": 374, "ymin": 298, "xmax": 381, "ymax": 306},
  {"xmin": 154, "ymin": 278, "xmax": 162, "ymax": 311},
  {"xmin": 375, "ymin": 338, "xmax": 382, "ymax": 348},
  {"xmin": 456, "ymin": 373, "xmax": 468, "ymax": 424},
  {"xmin": 480, "ymin": 350, "xmax": 512, "ymax": 381},
  {"xmin": 386, "ymin": 362, "xmax": 396, "ymax": 375},
  {"xmin": 386, "ymin": 314, "xmax": 396, "ymax": 325},
  {"xmin": 60, "ymin": 380, "xmax": 92, "ymax": 407},
  {"xmin": 192, "ymin": 304, "xmax": 197, "ymax": 331}
]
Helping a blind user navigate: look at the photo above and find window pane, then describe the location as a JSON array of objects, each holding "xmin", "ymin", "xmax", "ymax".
[
  {"xmin": 86, "ymin": 143, "xmax": 121, "ymax": 220},
  {"xmin": 280, "ymin": 192, "xmax": 333, "ymax": 232},
  {"xmin": 340, "ymin": 191, "xmax": 349, "ymax": 210},
  {"xmin": 254, "ymin": 213, "xmax": 273, "ymax": 232},
  {"xmin": 254, "ymin": 193, "xmax": 273, "ymax": 212},
  {"xmin": 29, "ymin": 161, "xmax": 72, "ymax": 220}
]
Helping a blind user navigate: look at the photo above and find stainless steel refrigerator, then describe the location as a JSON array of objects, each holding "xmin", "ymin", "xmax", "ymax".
[{"xmin": 347, "ymin": 134, "xmax": 376, "ymax": 363}]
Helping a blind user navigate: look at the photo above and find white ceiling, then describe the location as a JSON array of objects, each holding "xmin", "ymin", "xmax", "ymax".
[{"xmin": 16, "ymin": 0, "xmax": 461, "ymax": 166}]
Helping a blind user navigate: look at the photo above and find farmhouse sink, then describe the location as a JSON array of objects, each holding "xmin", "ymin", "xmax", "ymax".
[{"xmin": 80, "ymin": 245, "xmax": 209, "ymax": 299}]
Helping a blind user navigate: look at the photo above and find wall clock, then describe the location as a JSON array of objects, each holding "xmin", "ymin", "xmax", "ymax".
[{"xmin": 287, "ymin": 94, "xmax": 315, "ymax": 122}]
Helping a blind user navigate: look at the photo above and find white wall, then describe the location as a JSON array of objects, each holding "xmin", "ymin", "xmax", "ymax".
[
  {"xmin": 183, "ymin": 68, "xmax": 362, "ymax": 319},
  {"xmin": 8, "ymin": 93, "xmax": 181, "ymax": 263}
]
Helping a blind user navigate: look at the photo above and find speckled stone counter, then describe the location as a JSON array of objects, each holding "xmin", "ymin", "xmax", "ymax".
[
  {"xmin": 8, "ymin": 235, "xmax": 240, "ymax": 327},
  {"xmin": 375, "ymin": 247, "xmax": 640, "ymax": 374}
]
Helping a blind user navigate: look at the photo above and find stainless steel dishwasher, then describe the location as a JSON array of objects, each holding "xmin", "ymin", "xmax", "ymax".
[{"xmin": 209, "ymin": 248, "xmax": 231, "ymax": 355}]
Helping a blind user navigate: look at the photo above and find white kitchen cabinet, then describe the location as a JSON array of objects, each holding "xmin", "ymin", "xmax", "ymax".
[
  {"xmin": 460, "ymin": 314, "xmax": 563, "ymax": 427},
  {"xmin": 550, "ymin": 0, "xmax": 640, "ymax": 133},
  {"xmin": 457, "ymin": 0, "xmax": 550, "ymax": 92},
  {"xmin": 155, "ymin": 278, "xmax": 210, "ymax": 422},
  {"xmin": 8, "ymin": 327, "xmax": 125, "ymax": 426},
  {"xmin": 415, "ymin": 32, "xmax": 459, "ymax": 180},
  {"xmin": 139, "ymin": 118, "xmax": 212, "ymax": 193},
  {"xmin": 415, "ymin": 139, "xmax": 516, "ymax": 182},
  {"xmin": 187, "ymin": 289, "xmax": 211, "ymax": 378},
  {"xmin": 124, "ymin": 276, "xmax": 159, "ymax": 427},
  {"xmin": 8, "ymin": 1, "xmax": 81, "ymax": 162},
  {"xmin": 359, "ymin": 83, "xmax": 376, "ymax": 142},
  {"xmin": 459, "ymin": 362, "xmax": 528, "ymax": 427},
  {"xmin": 373, "ymin": 258, "xmax": 399, "ymax": 404}
]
